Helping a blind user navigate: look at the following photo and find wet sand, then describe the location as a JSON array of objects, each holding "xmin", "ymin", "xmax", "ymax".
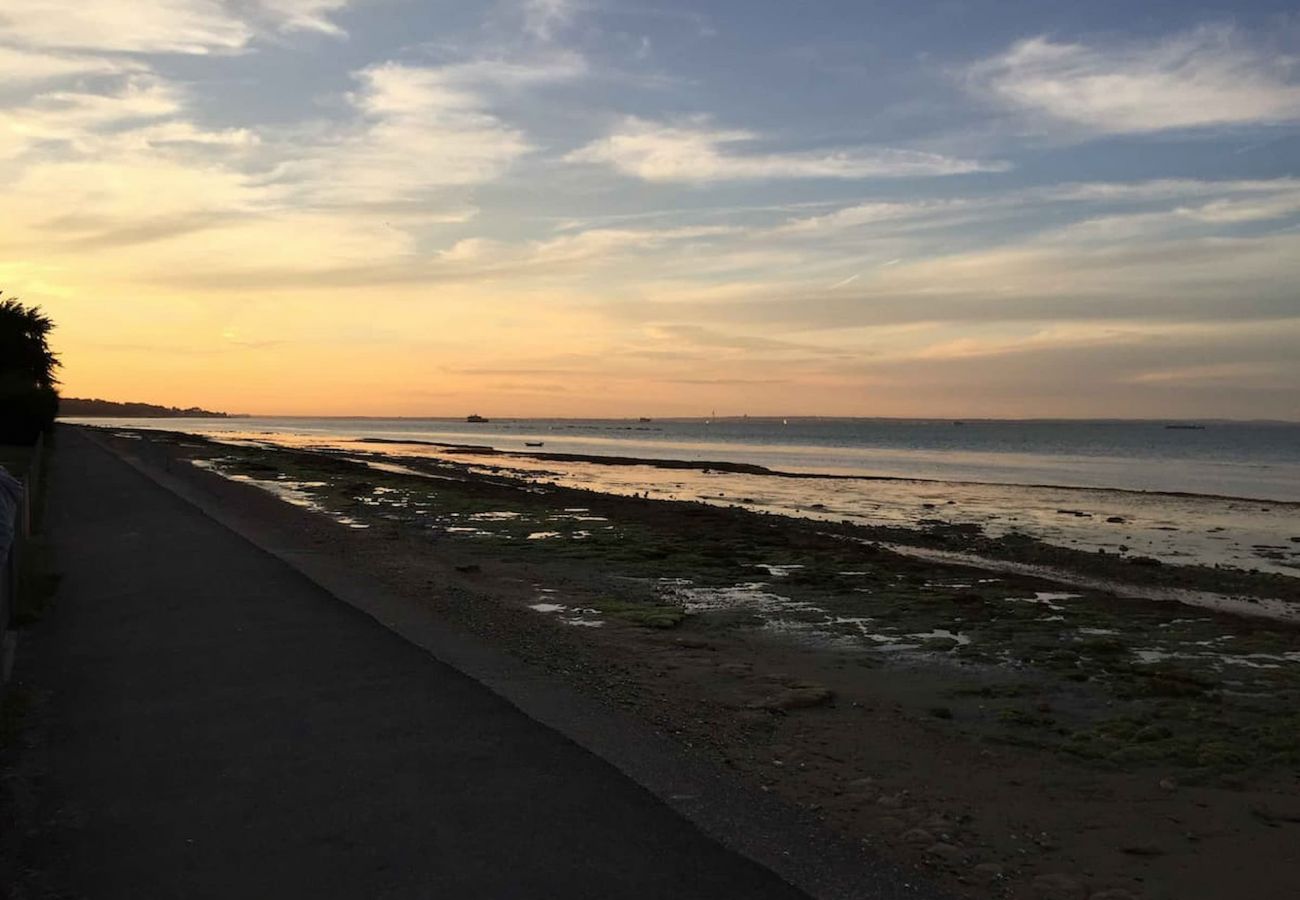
[
  {"xmin": 134, "ymin": 428, "xmax": 1300, "ymax": 578},
  {"xmin": 92, "ymin": 426, "xmax": 1300, "ymax": 900}
]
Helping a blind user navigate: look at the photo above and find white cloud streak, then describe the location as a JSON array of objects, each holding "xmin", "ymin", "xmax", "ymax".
[
  {"xmin": 0, "ymin": 45, "xmax": 148, "ymax": 84},
  {"xmin": 279, "ymin": 56, "xmax": 582, "ymax": 207},
  {"xmin": 567, "ymin": 117, "xmax": 1008, "ymax": 182},
  {"xmin": 971, "ymin": 26, "xmax": 1300, "ymax": 133},
  {"xmin": 522, "ymin": 0, "xmax": 578, "ymax": 41},
  {"xmin": 0, "ymin": 0, "xmax": 354, "ymax": 54}
]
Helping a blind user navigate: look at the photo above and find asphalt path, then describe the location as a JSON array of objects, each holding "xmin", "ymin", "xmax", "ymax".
[{"xmin": 23, "ymin": 429, "xmax": 813, "ymax": 899}]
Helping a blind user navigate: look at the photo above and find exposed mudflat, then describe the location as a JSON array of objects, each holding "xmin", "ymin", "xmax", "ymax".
[{"xmin": 96, "ymin": 426, "xmax": 1300, "ymax": 900}]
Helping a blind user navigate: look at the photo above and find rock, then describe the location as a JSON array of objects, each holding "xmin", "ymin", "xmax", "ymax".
[
  {"xmin": 1032, "ymin": 873, "xmax": 1088, "ymax": 900},
  {"xmin": 749, "ymin": 683, "xmax": 834, "ymax": 712},
  {"xmin": 1250, "ymin": 802, "xmax": 1300, "ymax": 825},
  {"xmin": 675, "ymin": 636, "xmax": 716, "ymax": 650},
  {"xmin": 846, "ymin": 779, "xmax": 878, "ymax": 801},
  {"xmin": 923, "ymin": 813, "xmax": 957, "ymax": 833},
  {"xmin": 1158, "ymin": 777, "xmax": 1178, "ymax": 792},
  {"xmin": 1106, "ymin": 516, "xmax": 1125, "ymax": 524},
  {"xmin": 874, "ymin": 815, "xmax": 905, "ymax": 833},
  {"xmin": 925, "ymin": 842, "xmax": 964, "ymax": 864},
  {"xmin": 970, "ymin": 862, "xmax": 1003, "ymax": 884},
  {"xmin": 876, "ymin": 792, "xmax": 908, "ymax": 809},
  {"xmin": 901, "ymin": 828, "xmax": 933, "ymax": 846},
  {"xmin": 1120, "ymin": 844, "xmax": 1164, "ymax": 857},
  {"xmin": 1089, "ymin": 891, "xmax": 1139, "ymax": 900},
  {"xmin": 454, "ymin": 563, "xmax": 480, "ymax": 573}
]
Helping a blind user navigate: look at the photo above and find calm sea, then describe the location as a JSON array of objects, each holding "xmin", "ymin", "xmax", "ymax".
[{"xmin": 65, "ymin": 416, "xmax": 1300, "ymax": 503}]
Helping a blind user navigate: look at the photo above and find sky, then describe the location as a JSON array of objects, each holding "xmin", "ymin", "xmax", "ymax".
[{"xmin": 2, "ymin": 0, "xmax": 1299, "ymax": 419}]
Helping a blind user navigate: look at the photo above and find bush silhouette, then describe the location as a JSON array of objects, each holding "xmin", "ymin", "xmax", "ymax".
[{"xmin": 0, "ymin": 293, "xmax": 60, "ymax": 444}]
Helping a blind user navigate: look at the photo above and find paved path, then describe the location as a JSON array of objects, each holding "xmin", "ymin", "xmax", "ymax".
[{"xmin": 24, "ymin": 430, "xmax": 811, "ymax": 899}]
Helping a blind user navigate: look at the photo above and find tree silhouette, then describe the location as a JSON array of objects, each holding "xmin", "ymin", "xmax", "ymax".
[{"xmin": 0, "ymin": 292, "xmax": 60, "ymax": 443}]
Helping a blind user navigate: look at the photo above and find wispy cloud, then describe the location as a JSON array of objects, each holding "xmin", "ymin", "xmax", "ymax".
[
  {"xmin": 522, "ymin": 0, "xmax": 579, "ymax": 41},
  {"xmin": 0, "ymin": 45, "xmax": 148, "ymax": 84},
  {"xmin": 970, "ymin": 25, "xmax": 1300, "ymax": 133},
  {"xmin": 0, "ymin": 76, "xmax": 186, "ymax": 158},
  {"xmin": 0, "ymin": 0, "xmax": 355, "ymax": 55},
  {"xmin": 566, "ymin": 117, "xmax": 1008, "ymax": 182},
  {"xmin": 255, "ymin": 0, "xmax": 353, "ymax": 36},
  {"xmin": 277, "ymin": 54, "xmax": 585, "ymax": 209}
]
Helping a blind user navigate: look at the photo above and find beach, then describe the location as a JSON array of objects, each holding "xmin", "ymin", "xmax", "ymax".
[{"xmin": 85, "ymin": 423, "xmax": 1300, "ymax": 900}]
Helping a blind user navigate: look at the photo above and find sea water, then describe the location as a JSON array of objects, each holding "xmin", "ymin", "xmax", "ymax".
[{"xmin": 69, "ymin": 416, "xmax": 1300, "ymax": 500}]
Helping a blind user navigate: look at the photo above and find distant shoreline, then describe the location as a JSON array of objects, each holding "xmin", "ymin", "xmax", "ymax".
[{"xmin": 58, "ymin": 398, "xmax": 243, "ymax": 418}]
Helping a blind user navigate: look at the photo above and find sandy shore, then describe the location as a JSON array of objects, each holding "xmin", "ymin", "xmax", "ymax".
[{"xmin": 96, "ymin": 426, "xmax": 1300, "ymax": 900}]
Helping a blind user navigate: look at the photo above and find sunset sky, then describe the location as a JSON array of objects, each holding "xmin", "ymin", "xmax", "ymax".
[{"xmin": 3, "ymin": 0, "xmax": 1299, "ymax": 418}]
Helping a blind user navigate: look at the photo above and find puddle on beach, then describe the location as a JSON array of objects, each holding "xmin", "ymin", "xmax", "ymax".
[
  {"xmin": 655, "ymin": 578, "xmax": 978, "ymax": 658},
  {"xmin": 651, "ymin": 575, "xmax": 1300, "ymax": 678},
  {"xmin": 189, "ymin": 459, "xmax": 370, "ymax": 529},
  {"xmin": 527, "ymin": 599, "xmax": 604, "ymax": 627},
  {"xmin": 878, "ymin": 542, "xmax": 1300, "ymax": 623}
]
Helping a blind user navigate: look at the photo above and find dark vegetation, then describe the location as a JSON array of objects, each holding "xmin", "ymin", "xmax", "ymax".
[
  {"xmin": 0, "ymin": 294, "xmax": 59, "ymax": 444},
  {"xmin": 59, "ymin": 398, "xmax": 234, "ymax": 418}
]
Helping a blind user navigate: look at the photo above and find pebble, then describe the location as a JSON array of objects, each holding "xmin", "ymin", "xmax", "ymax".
[
  {"xmin": 748, "ymin": 683, "xmax": 834, "ymax": 711},
  {"xmin": 901, "ymin": 828, "xmax": 933, "ymax": 846},
  {"xmin": 875, "ymin": 816, "xmax": 905, "ymax": 833},
  {"xmin": 1120, "ymin": 844, "xmax": 1164, "ymax": 857},
  {"xmin": 970, "ymin": 862, "xmax": 1003, "ymax": 883},
  {"xmin": 925, "ymin": 842, "xmax": 964, "ymax": 864},
  {"xmin": 1032, "ymin": 873, "xmax": 1088, "ymax": 900},
  {"xmin": 923, "ymin": 813, "xmax": 956, "ymax": 834}
]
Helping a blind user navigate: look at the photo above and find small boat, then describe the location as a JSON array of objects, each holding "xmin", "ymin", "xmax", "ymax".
[
  {"xmin": 525, "ymin": 441, "xmax": 545, "ymax": 447},
  {"xmin": 638, "ymin": 417, "xmax": 652, "ymax": 422},
  {"xmin": 466, "ymin": 414, "xmax": 489, "ymax": 423}
]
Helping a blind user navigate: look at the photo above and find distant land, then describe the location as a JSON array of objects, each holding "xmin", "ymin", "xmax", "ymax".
[{"xmin": 60, "ymin": 398, "xmax": 238, "ymax": 418}]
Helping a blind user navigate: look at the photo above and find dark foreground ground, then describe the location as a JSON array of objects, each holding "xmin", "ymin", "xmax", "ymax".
[
  {"xmin": 0, "ymin": 429, "xmax": 848, "ymax": 899},
  {"xmin": 8, "ymin": 426, "xmax": 1299, "ymax": 900}
]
